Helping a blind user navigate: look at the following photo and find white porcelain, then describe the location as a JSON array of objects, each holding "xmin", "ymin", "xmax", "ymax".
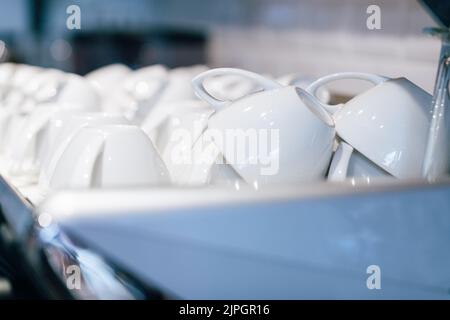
[
  {"xmin": 170, "ymin": 133, "xmax": 244, "ymax": 187},
  {"xmin": 6, "ymin": 105, "xmax": 59, "ymax": 178},
  {"xmin": 0, "ymin": 107, "xmax": 16, "ymax": 153},
  {"xmin": 203, "ymin": 73, "xmax": 258, "ymax": 101},
  {"xmin": 143, "ymin": 99, "xmax": 214, "ymax": 153},
  {"xmin": 28, "ymin": 69, "xmax": 66, "ymax": 105},
  {"xmin": 10, "ymin": 64, "xmax": 42, "ymax": 90},
  {"xmin": 0, "ymin": 63, "xmax": 15, "ymax": 83},
  {"xmin": 0, "ymin": 63, "xmax": 16, "ymax": 100},
  {"xmin": 123, "ymin": 64, "xmax": 168, "ymax": 100},
  {"xmin": 85, "ymin": 63, "xmax": 131, "ymax": 96},
  {"xmin": 0, "ymin": 113, "xmax": 29, "ymax": 174},
  {"xmin": 140, "ymin": 65, "xmax": 208, "ymax": 126},
  {"xmin": 193, "ymin": 68, "xmax": 335, "ymax": 185},
  {"xmin": 328, "ymin": 140, "xmax": 391, "ymax": 182},
  {"xmin": 208, "ymin": 155, "xmax": 245, "ymax": 188},
  {"xmin": 157, "ymin": 65, "xmax": 202, "ymax": 104},
  {"xmin": 156, "ymin": 101, "xmax": 215, "ymax": 181},
  {"xmin": 99, "ymin": 90, "xmax": 138, "ymax": 119},
  {"xmin": 277, "ymin": 73, "xmax": 330, "ymax": 104},
  {"xmin": 1, "ymin": 65, "xmax": 41, "ymax": 110},
  {"xmin": 57, "ymin": 74, "xmax": 101, "ymax": 111},
  {"xmin": 49, "ymin": 124, "xmax": 170, "ymax": 190},
  {"xmin": 1, "ymin": 91, "xmax": 103, "ymax": 184},
  {"xmin": 121, "ymin": 64, "xmax": 168, "ymax": 121},
  {"xmin": 39, "ymin": 111, "xmax": 130, "ymax": 189},
  {"xmin": 307, "ymin": 72, "xmax": 432, "ymax": 179},
  {"xmin": 16, "ymin": 69, "xmax": 66, "ymax": 114}
]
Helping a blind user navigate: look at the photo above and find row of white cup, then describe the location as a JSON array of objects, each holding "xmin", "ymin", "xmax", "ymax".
[
  {"xmin": 0, "ymin": 62, "xmax": 332, "ymax": 197},
  {"xmin": 188, "ymin": 68, "xmax": 443, "ymax": 187},
  {"xmin": 0, "ymin": 63, "xmax": 210, "ymax": 196},
  {"xmin": 0, "ymin": 62, "xmax": 443, "ymax": 201}
]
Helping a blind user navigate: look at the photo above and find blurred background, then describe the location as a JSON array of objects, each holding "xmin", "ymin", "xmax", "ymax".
[{"xmin": 0, "ymin": 0, "xmax": 441, "ymax": 96}]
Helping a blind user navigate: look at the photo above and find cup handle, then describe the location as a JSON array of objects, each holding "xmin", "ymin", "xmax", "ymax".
[
  {"xmin": 306, "ymin": 72, "xmax": 389, "ymax": 114},
  {"xmin": 68, "ymin": 135, "xmax": 104, "ymax": 188},
  {"xmin": 328, "ymin": 141, "xmax": 354, "ymax": 181},
  {"xmin": 192, "ymin": 68, "xmax": 283, "ymax": 111}
]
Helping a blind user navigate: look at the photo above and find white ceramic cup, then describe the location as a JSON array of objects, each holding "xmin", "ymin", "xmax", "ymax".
[
  {"xmin": 28, "ymin": 69, "xmax": 66, "ymax": 105},
  {"xmin": 1, "ymin": 65, "xmax": 41, "ymax": 110},
  {"xmin": 49, "ymin": 124, "xmax": 170, "ymax": 190},
  {"xmin": 140, "ymin": 65, "xmax": 208, "ymax": 126},
  {"xmin": 85, "ymin": 63, "xmax": 131, "ymax": 96},
  {"xmin": 10, "ymin": 64, "xmax": 42, "ymax": 90},
  {"xmin": 307, "ymin": 72, "xmax": 432, "ymax": 179},
  {"xmin": 208, "ymin": 155, "xmax": 245, "ymax": 188},
  {"xmin": 0, "ymin": 112, "xmax": 29, "ymax": 175},
  {"xmin": 158, "ymin": 65, "xmax": 207, "ymax": 104},
  {"xmin": 16, "ymin": 69, "xmax": 66, "ymax": 114},
  {"xmin": 157, "ymin": 101, "xmax": 216, "ymax": 181},
  {"xmin": 193, "ymin": 68, "xmax": 336, "ymax": 185},
  {"xmin": 169, "ymin": 132, "xmax": 244, "ymax": 187},
  {"xmin": 7, "ymin": 105, "xmax": 60, "ymax": 178},
  {"xmin": 0, "ymin": 107, "xmax": 17, "ymax": 154},
  {"xmin": 3, "ymin": 89, "xmax": 103, "ymax": 180},
  {"xmin": 328, "ymin": 140, "xmax": 391, "ymax": 181},
  {"xmin": 123, "ymin": 64, "xmax": 168, "ymax": 100},
  {"xmin": 121, "ymin": 64, "xmax": 168, "ymax": 122},
  {"xmin": 143, "ymin": 99, "xmax": 214, "ymax": 153},
  {"xmin": 99, "ymin": 89, "xmax": 138, "ymax": 119},
  {"xmin": 0, "ymin": 63, "xmax": 16, "ymax": 101},
  {"xmin": 39, "ymin": 111, "xmax": 130, "ymax": 189},
  {"xmin": 57, "ymin": 74, "xmax": 101, "ymax": 111},
  {"xmin": 203, "ymin": 73, "xmax": 259, "ymax": 101}
]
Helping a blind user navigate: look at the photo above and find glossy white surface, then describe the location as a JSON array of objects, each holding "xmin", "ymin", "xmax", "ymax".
[
  {"xmin": 171, "ymin": 136, "xmax": 244, "ymax": 187},
  {"xmin": 58, "ymin": 74, "xmax": 101, "ymax": 111},
  {"xmin": 37, "ymin": 178, "xmax": 450, "ymax": 299},
  {"xmin": 123, "ymin": 64, "xmax": 168, "ymax": 100},
  {"xmin": 329, "ymin": 141, "xmax": 391, "ymax": 181},
  {"xmin": 156, "ymin": 101, "xmax": 212, "ymax": 151},
  {"xmin": 203, "ymin": 73, "xmax": 258, "ymax": 102},
  {"xmin": 308, "ymin": 72, "xmax": 433, "ymax": 179},
  {"xmin": 334, "ymin": 78, "xmax": 432, "ymax": 179},
  {"xmin": 21, "ymin": 68, "xmax": 64, "ymax": 102},
  {"xmin": 120, "ymin": 64, "xmax": 168, "ymax": 121},
  {"xmin": 197, "ymin": 68, "xmax": 335, "ymax": 185},
  {"xmin": 49, "ymin": 124, "xmax": 169, "ymax": 189},
  {"xmin": 7, "ymin": 104, "xmax": 59, "ymax": 178},
  {"xmin": 155, "ymin": 101, "xmax": 216, "ymax": 184},
  {"xmin": 139, "ymin": 65, "xmax": 207, "ymax": 130},
  {"xmin": 141, "ymin": 99, "xmax": 213, "ymax": 151},
  {"xmin": 85, "ymin": 63, "xmax": 131, "ymax": 97},
  {"xmin": 208, "ymin": 80, "xmax": 335, "ymax": 185},
  {"xmin": 277, "ymin": 73, "xmax": 330, "ymax": 104},
  {"xmin": 39, "ymin": 112, "xmax": 130, "ymax": 189}
]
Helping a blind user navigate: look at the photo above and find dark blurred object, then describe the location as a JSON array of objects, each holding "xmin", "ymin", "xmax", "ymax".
[
  {"xmin": 420, "ymin": 0, "xmax": 450, "ymax": 28},
  {"xmin": 71, "ymin": 30, "xmax": 206, "ymax": 75}
]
